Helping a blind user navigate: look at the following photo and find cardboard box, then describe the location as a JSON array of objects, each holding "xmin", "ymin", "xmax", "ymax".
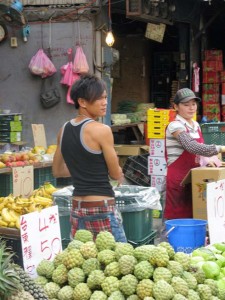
[
  {"xmin": 151, "ymin": 175, "xmax": 166, "ymax": 192},
  {"xmin": 202, "ymin": 71, "xmax": 220, "ymax": 83},
  {"xmin": 204, "ymin": 50, "xmax": 223, "ymax": 61},
  {"xmin": 149, "ymin": 139, "xmax": 165, "ymax": 157},
  {"xmin": 182, "ymin": 167, "xmax": 225, "ymax": 220},
  {"xmin": 148, "ymin": 156, "xmax": 167, "ymax": 176},
  {"xmin": 202, "ymin": 83, "xmax": 220, "ymax": 94},
  {"xmin": 114, "ymin": 144, "xmax": 149, "ymax": 167},
  {"xmin": 202, "ymin": 60, "xmax": 223, "ymax": 71}
]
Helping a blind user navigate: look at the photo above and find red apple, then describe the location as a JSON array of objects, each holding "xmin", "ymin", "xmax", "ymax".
[{"xmin": 15, "ymin": 153, "xmax": 22, "ymax": 161}]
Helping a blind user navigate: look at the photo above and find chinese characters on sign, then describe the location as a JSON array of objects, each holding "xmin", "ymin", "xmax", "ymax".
[
  {"xmin": 20, "ymin": 206, "xmax": 62, "ymax": 278},
  {"xmin": 206, "ymin": 179, "xmax": 225, "ymax": 244},
  {"xmin": 12, "ymin": 166, "xmax": 34, "ymax": 197}
]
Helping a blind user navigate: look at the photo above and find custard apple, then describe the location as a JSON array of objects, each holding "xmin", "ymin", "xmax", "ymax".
[
  {"xmin": 34, "ymin": 276, "xmax": 48, "ymax": 287},
  {"xmin": 197, "ymin": 283, "xmax": 212, "ymax": 299},
  {"xmin": 80, "ymin": 241, "xmax": 98, "ymax": 259},
  {"xmin": 52, "ymin": 264, "xmax": 68, "ymax": 285},
  {"xmin": 58, "ymin": 285, "xmax": 73, "ymax": 300},
  {"xmin": 171, "ymin": 277, "xmax": 189, "ymax": 297},
  {"xmin": 119, "ymin": 254, "xmax": 137, "ymax": 275},
  {"xmin": 152, "ymin": 279, "xmax": 175, "ymax": 300},
  {"xmin": 67, "ymin": 239, "xmax": 84, "ymax": 250},
  {"xmin": 149, "ymin": 246, "xmax": 169, "ymax": 267},
  {"xmin": 134, "ymin": 260, "xmax": 154, "ymax": 280},
  {"xmin": 44, "ymin": 282, "xmax": 60, "ymax": 299},
  {"xmin": 62, "ymin": 248, "xmax": 84, "ymax": 269},
  {"xmin": 204, "ymin": 278, "xmax": 218, "ymax": 296},
  {"xmin": 73, "ymin": 283, "xmax": 92, "ymax": 300},
  {"xmin": 87, "ymin": 270, "xmax": 105, "ymax": 289},
  {"xmin": 158, "ymin": 242, "xmax": 175, "ymax": 259},
  {"xmin": 97, "ymin": 249, "xmax": 116, "ymax": 265},
  {"xmin": 82, "ymin": 257, "xmax": 100, "ymax": 275},
  {"xmin": 104, "ymin": 261, "xmax": 121, "ymax": 277},
  {"xmin": 187, "ymin": 289, "xmax": 200, "ymax": 300},
  {"xmin": 134, "ymin": 245, "xmax": 156, "ymax": 262},
  {"xmin": 174, "ymin": 252, "xmax": 190, "ymax": 271},
  {"xmin": 119, "ymin": 274, "xmax": 138, "ymax": 296},
  {"xmin": 95, "ymin": 231, "xmax": 116, "ymax": 251},
  {"xmin": 136, "ymin": 278, "xmax": 154, "ymax": 299},
  {"xmin": 101, "ymin": 276, "xmax": 120, "ymax": 296},
  {"xmin": 182, "ymin": 271, "xmax": 198, "ymax": 290},
  {"xmin": 90, "ymin": 290, "xmax": 107, "ymax": 300},
  {"xmin": 36, "ymin": 259, "xmax": 55, "ymax": 278},
  {"xmin": 115, "ymin": 242, "xmax": 134, "ymax": 260},
  {"xmin": 153, "ymin": 267, "xmax": 173, "ymax": 283},
  {"xmin": 167, "ymin": 261, "xmax": 184, "ymax": 277},
  {"xmin": 173, "ymin": 294, "xmax": 187, "ymax": 300},
  {"xmin": 108, "ymin": 290, "xmax": 125, "ymax": 300},
  {"xmin": 67, "ymin": 267, "xmax": 85, "ymax": 288},
  {"xmin": 74, "ymin": 229, "xmax": 93, "ymax": 242}
]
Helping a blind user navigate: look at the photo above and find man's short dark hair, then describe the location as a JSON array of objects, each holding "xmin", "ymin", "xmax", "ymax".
[{"xmin": 70, "ymin": 73, "xmax": 107, "ymax": 109}]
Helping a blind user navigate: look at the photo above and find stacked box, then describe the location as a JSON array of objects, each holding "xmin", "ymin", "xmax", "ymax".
[
  {"xmin": 0, "ymin": 114, "xmax": 23, "ymax": 143},
  {"xmin": 202, "ymin": 51, "xmax": 223, "ymax": 121}
]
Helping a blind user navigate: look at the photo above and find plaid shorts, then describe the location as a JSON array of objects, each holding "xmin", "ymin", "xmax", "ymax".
[{"xmin": 70, "ymin": 205, "xmax": 127, "ymax": 242}]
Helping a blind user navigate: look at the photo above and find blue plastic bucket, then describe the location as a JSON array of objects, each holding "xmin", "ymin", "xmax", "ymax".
[{"xmin": 165, "ymin": 219, "xmax": 207, "ymax": 254}]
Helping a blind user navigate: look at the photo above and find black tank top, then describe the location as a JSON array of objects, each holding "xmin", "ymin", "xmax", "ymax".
[{"xmin": 61, "ymin": 118, "xmax": 114, "ymax": 197}]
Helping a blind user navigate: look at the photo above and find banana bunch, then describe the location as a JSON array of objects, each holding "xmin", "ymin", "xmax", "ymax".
[{"xmin": 0, "ymin": 182, "xmax": 57, "ymax": 230}]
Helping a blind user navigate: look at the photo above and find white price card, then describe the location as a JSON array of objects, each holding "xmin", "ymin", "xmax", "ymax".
[
  {"xmin": 12, "ymin": 165, "xmax": 34, "ymax": 197},
  {"xmin": 206, "ymin": 179, "xmax": 225, "ymax": 244},
  {"xmin": 20, "ymin": 206, "xmax": 62, "ymax": 278}
]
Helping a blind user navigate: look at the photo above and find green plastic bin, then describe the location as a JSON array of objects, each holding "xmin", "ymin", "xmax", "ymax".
[
  {"xmin": 121, "ymin": 209, "xmax": 153, "ymax": 243},
  {"xmin": 114, "ymin": 185, "xmax": 159, "ymax": 243},
  {"xmin": 0, "ymin": 173, "xmax": 13, "ymax": 196}
]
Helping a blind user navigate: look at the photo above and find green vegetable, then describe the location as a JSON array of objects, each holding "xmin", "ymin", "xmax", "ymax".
[
  {"xmin": 212, "ymin": 243, "xmax": 225, "ymax": 252},
  {"xmin": 192, "ymin": 248, "xmax": 216, "ymax": 261},
  {"xmin": 202, "ymin": 261, "xmax": 220, "ymax": 279}
]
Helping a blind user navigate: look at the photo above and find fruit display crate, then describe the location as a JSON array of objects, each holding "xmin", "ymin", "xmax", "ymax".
[
  {"xmin": 0, "ymin": 173, "xmax": 12, "ymax": 196},
  {"xmin": 123, "ymin": 154, "xmax": 150, "ymax": 186},
  {"xmin": 34, "ymin": 166, "xmax": 56, "ymax": 188}
]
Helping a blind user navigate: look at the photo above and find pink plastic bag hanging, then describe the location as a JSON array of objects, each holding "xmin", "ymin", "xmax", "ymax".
[
  {"xmin": 66, "ymin": 73, "xmax": 80, "ymax": 105},
  {"xmin": 73, "ymin": 46, "xmax": 89, "ymax": 74},
  {"xmin": 29, "ymin": 49, "xmax": 57, "ymax": 78}
]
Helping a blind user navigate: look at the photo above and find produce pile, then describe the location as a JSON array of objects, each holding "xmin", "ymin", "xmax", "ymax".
[
  {"xmin": 0, "ymin": 182, "xmax": 57, "ymax": 229},
  {"xmin": 0, "ymin": 145, "xmax": 57, "ymax": 168},
  {"xmin": 31, "ymin": 229, "xmax": 225, "ymax": 300}
]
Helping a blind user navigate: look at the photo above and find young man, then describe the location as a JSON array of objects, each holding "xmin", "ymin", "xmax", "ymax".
[{"xmin": 53, "ymin": 73, "xmax": 127, "ymax": 242}]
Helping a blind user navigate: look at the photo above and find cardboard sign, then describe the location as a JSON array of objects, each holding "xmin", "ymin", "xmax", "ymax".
[
  {"xmin": 20, "ymin": 206, "xmax": 62, "ymax": 278},
  {"xmin": 12, "ymin": 166, "xmax": 34, "ymax": 197},
  {"xmin": 206, "ymin": 179, "xmax": 225, "ymax": 244},
  {"xmin": 145, "ymin": 23, "xmax": 166, "ymax": 43},
  {"xmin": 31, "ymin": 124, "xmax": 47, "ymax": 148}
]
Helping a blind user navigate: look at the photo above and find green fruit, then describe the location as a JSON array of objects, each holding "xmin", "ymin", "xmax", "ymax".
[
  {"xmin": 202, "ymin": 261, "xmax": 220, "ymax": 279},
  {"xmin": 212, "ymin": 243, "xmax": 225, "ymax": 252}
]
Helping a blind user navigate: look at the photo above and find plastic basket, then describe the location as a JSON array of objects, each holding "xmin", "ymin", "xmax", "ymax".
[
  {"xmin": 34, "ymin": 167, "xmax": 57, "ymax": 189},
  {"xmin": 128, "ymin": 229, "xmax": 157, "ymax": 247},
  {"xmin": 0, "ymin": 173, "xmax": 13, "ymax": 196},
  {"xmin": 121, "ymin": 209, "xmax": 153, "ymax": 243},
  {"xmin": 123, "ymin": 154, "xmax": 150, "ymax": 187},
  {"xmin": 201, "ymin": 122, "xmax": 225, "ymax": 145},
  {"xmin": 53, "ymin": 195, "xmax": 72, "ymax": 243}
]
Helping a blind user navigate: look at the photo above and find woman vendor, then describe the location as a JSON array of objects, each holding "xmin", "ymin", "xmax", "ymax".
[{"xmin": 164, "ymin": 88, "xmax": 225, "ymax": 220}]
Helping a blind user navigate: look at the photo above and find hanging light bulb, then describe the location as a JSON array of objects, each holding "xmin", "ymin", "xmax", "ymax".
[
  {"xmin": 105, "ymin": 0, "xmax": 115, "ymax": 47},
  {"xmin": 106, "ymin": 30, "xmax": 115, "ymax": 47}
]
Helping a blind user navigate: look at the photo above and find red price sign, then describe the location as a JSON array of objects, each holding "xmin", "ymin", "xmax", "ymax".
[
  {"xmin": 12, "ymin": 166, "xmax": 34, "ymax": 197},
  {"xmin": 207, "ymin": 179, "xmax": 225, "ymax": 244},
  {"xmin": 20, "ymin": 206, "xmax": 62, "ymax": 278}
]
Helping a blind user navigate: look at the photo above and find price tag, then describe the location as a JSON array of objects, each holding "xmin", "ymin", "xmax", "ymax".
[
  {"xmin": 20, "ymin": 206, "xmax": 62, "ymax": 278},
  {"xmin": 31, "ymin": 124, "xmax": 47, "ymax": 148},
  {"xmin": 12, "ymin": 166, "xmax": 34, "ymax": 197},
  {"xmin": 206, "ymin": 179, "xmax": 225, "ymax": 244}
]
